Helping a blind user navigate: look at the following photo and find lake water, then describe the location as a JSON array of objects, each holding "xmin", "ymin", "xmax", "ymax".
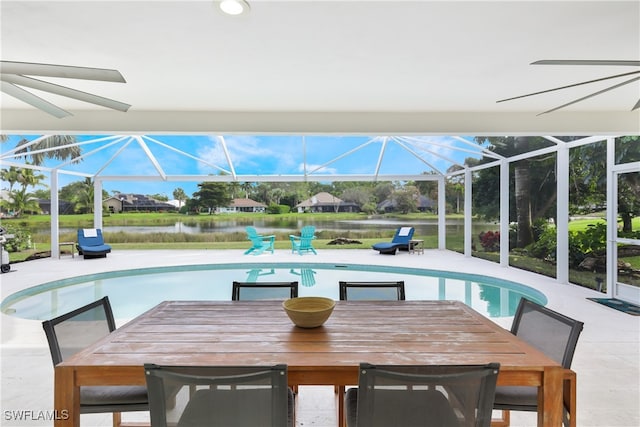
[{"xmin": 45, "ymin": 218, "xmax": 496, "ymax": 236}]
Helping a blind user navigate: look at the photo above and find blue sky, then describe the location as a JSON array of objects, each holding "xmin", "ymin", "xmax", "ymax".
[{"xmin": 1, "ymin": 134, "xmax": 482, "ymax": 198}]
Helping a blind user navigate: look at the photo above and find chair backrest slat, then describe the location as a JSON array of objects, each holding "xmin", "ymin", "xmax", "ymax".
[
  {"xmin": 300, "ymin": 225, "xmax": 315, "ymax": 238},
  {"xmin": 144, "ymin": 364, "xmax": 289, "ymax": 427},
  {"xmin": 42, "ymin": 296, "xmax": 116, "ymax": 366},
  {"xmin": 339, "ymin": 281, "xmax": 405, "ymax": 301},
  {"xmin": 355, "ymin": 362, "xmax": 500, "ymax": 427},
  {"xmin": 232, "ymin": 281, "xmax": 299, "ymax": 301},
  {"xmin": 297, "ymin": 226, "xmax": 316, "ymax": 249},
  {"xmin": 245, "ymin": 226, "xmax": 259, "ymax": 237},
  {"xmin": 511, "ymin": 298, "xmax": 584, "ymax": 368}
]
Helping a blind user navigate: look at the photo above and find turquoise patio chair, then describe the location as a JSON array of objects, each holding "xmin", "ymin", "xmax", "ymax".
[
  {"xmin": 289, "ymin": 225, "xmax": 317, "ymax": 255},
  {"xmin": 246, "ymin": 268, "xmax": 275, "ymax": 281},
  {"xmin": 244, "ymin": 226, "xmax": 275, "ymax": 255},
  {"xmin": 289, "ymin": 268, "xmax": 317, "ymax": 287}
]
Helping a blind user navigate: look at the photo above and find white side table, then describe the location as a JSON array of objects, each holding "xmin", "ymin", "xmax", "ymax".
[
  {"xmin": 408, "ymin": 239, "xmax": 424, "ymax": 254},
  {"xmin": 59, "ymin": 242, "xmax": 75, "ymax": 258}
]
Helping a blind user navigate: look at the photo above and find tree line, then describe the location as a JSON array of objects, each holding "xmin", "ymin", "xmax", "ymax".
[
  {"xmin": 2, "ymin": 135, "xmax": 638, "ymax": 245},
  {"xmin": 464, "ymin": 136, "xmax": 639, "ymax": 247},
  {"xmin": 177, "ymin": 180, "xmax": 438, "ymax": 215}
]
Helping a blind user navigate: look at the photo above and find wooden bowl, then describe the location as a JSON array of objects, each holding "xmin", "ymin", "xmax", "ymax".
[{"xmin": 283, "ymin": 297, "xmax": 336, "ymax": 328}]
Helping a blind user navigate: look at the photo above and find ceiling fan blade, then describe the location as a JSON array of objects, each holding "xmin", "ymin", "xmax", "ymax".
[
  {"xmin": 497, "ymin": 70, "xmax": 640, "ymax": 103},
  {"xmin": 1, "ymin": 81, "xmax": 71, "ymax": 118},
  {"xmin": 533, "ymin": 60, "xmax": 640, "ymax": 67},
  {"xmin": 537, "ymin": 76, "xmax": 640, "ymax": 115},
  {"xmin": 0, "ymin": 60, "xmax": 126, "ymax": 82},
  {"xmin": 632, "ymin": 99, "xmax": 640, "ymax": 111},
  {"xmin": 1, "ymin": 74, "xmax": 131, "ymax": 112}
]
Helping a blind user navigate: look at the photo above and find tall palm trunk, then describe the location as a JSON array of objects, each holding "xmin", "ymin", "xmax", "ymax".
[{"xmin": 514, "ymin": 137, "xmax": 534, "ymax": 247}]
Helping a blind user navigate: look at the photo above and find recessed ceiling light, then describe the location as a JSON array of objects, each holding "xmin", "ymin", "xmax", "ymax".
[{"xmin": 219, "ymin": 0, "xmax": 250, "ymax": 16}]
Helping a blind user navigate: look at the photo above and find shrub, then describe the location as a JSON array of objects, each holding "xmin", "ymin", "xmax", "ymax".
[
  {"xmin": 568, "ymin": 233, "xmax": 587, "ymax": 268},
  {"xmin": 267, "ymin": 204, "xmax": 290, "ymax": 214},
  {"xmin": 478, "ymin": 230, "xmax": 500, "ymax": 252},
  {"xmin": 573, "ymin": 222, "xmax": 606, "ymax": 256},
  {"xmin": 528, "ymin": 222, "xmax": 607, "ymax": 269},
  {"xmin": 1, "ymin": 224, "xmax": 32, "ymax": 252},
  {"xmin": 528, "ymin": 226, "xmax": 556, "ymax": 262},
  {"xmin": 361, "ymin": 202, "xmax": 377, "ymax": 215},
  {"xmin": 532, "ymin": 218, "xmax": 551, "ymax": 240}
]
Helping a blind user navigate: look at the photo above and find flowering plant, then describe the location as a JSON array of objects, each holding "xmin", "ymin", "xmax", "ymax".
[{"xmin": 479, "ymin": 230, "xmax": 500, "ymax": 252}]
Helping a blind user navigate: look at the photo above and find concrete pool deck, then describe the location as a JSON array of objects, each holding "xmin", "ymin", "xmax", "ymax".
[{"xmin": 1, "ymin": 249, "xmax": 638, "ymax": 426}]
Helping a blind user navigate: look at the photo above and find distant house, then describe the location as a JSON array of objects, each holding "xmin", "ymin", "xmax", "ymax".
[
  {"xmin": 295, "ymin": 192, "xmax": 359, "ymax": 213},
  {"xmin": 217, "ymin": 198, "xmax": 267, "ymax": 214},
  {"xmin": 103, "ymin": 194, "xmax": 177, "ymax": 213},
  {"xmin": 377, "ymin": 195, "xmax": 435, "ymax": 213},
  {"xmin": 165, "ymin": 200, "xmax": 183, "ymax": 209},
  {"xmin": 38, "ymin": 199, "xmax": 74, "ymax": 215}
]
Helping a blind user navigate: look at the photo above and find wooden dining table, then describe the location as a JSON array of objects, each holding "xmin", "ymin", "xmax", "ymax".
[{"xmin": 54, "ymin": 300, "xmax": 568, "ymax": 427}]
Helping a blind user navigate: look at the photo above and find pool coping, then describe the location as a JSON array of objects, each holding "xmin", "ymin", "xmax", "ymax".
[
  {"xmin": 1, "ymin": 249, "xmax": 638, "ymax": 427},
  {"xmin": 1, "ymin": 260, "xmax": 548, "ymax": 319}
]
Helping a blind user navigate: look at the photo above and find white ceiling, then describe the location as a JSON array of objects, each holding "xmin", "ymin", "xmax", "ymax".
[{"xmin": 1, "ymin": 0, "xmax": 639, "ymax": 135}]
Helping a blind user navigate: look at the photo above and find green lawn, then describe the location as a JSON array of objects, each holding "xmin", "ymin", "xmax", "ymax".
[
  {"xmin": 14, "ymin": 211, "xmax": 445, "ymax": 226},
  {"xmin": 4, "ymin": 212, "xmax": 637, "ymax": 292},
  {"xmin": 568, "ymin": 215, "xmax": 640, "ymax": 232}
]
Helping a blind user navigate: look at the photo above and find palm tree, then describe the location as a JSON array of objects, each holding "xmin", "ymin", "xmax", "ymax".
[
  {"xmin": 72, "ymin": 178, "xmax": 95, "ymax": 214},
  {"xmin": 172, "ymin": 187, "xmax": 187, "ymax": 209},
  {"xmin": 0, "ymin": 166, "xmax": 22, "ymax": 192},
  {"xmin": 1, "ymin": 164, "xmax": 45, "ymax": 217},
  {"xmin": 269, "ymin": 187, "xmax": 285, "ymax": 205},
  {"xmin": 240, "ymin": 182, "xmax": 253, "ymax": 199},
  {"xmin": 473, "ymin": 136, "xmax": 550, "ymax": 248},
  {"xmin": 3, "ymin": 135, "xmax": 81, "ymax": 165},
  {"xmin": 2, "ymin": 188, "xmax": 41, "ymax": 217},
  {"xmin": 513, "ymin": 136, "xmax": 534, "ymax": 247},
  {"xmin": 17, "ymin": 167, "xmax": 46, "ymax": 190},
  {"xmin": 228, "ymin": 181, "xmax": 241, "ymax": 199}
]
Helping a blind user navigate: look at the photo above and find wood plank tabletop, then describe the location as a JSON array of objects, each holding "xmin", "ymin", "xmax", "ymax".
[
  {"xmin": 56, "ymin": 300, "xmax": 565, "ymax": 427},
  {"xmin": 63, "ymin": 300, "xmax": 557, "ymax": 369}
]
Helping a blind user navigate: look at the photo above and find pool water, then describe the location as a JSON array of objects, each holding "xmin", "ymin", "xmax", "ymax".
[{"xmin": 1, "ymin": 262, "xmax": 547, "ymax": 320}]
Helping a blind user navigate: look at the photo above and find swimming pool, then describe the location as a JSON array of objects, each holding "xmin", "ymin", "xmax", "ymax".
[{"xmin": 0, "ymin": 262, "xmax": 547, "ymax": 320}]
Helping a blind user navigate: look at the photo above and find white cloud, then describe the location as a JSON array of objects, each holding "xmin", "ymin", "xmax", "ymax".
[
  {"xmin": 298, "ymin": 163, "xmax": 338, "ymax": 174},
  {"xmin": 196, "ymin": 135, "xmax": 300, "ymax": 175}
]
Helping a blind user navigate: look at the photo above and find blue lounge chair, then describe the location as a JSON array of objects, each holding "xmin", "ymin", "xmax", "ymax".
[
  {"xmin": 289, "ymin": 225, "xmax": 317, "ymax": 255},
  {"xmin": 372, "ymin": 226, "xmax": 415, "ymax": 255},
  {"xmin": 76, "ymin": 228, "xmax": 112, "ymax": 258},
  {"xmin": 244, "ymin": 226, "xmax": 275, "ymax": 255}
]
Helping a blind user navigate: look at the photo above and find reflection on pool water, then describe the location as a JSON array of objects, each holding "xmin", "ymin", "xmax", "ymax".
[{"xmin": 1, "ymin": 262, "xmax": 547, "ymax": 320}]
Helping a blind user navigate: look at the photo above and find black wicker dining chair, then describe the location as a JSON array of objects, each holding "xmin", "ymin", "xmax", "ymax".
[
  {"xmin": 339, "ymin": 280, "xmax": 406, "ymax": 301},
  {"xmin": 231, "ymin": 281, "xmax": 298, "ymax": 300},
  {"xmin": 337, "ymin": 280, "xmax": 406, "ymax": 395},
  {"xmin": 345, "ymin": 362, "xmax": 500, "ymax": 427},
  {"xmin": 492, "ymin": 298, "xmax": 584, "ymax": 427},
  {"xmin": 144, "ymin": 363, "xmax": 294, "ymax": 427},
  {"xmin": 42, "ymin": 296, "xmax": 148, "ymax": 427},
  {"xmin": 231, "ymin": 280, "xmax": 300, "ymax": 393}
]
